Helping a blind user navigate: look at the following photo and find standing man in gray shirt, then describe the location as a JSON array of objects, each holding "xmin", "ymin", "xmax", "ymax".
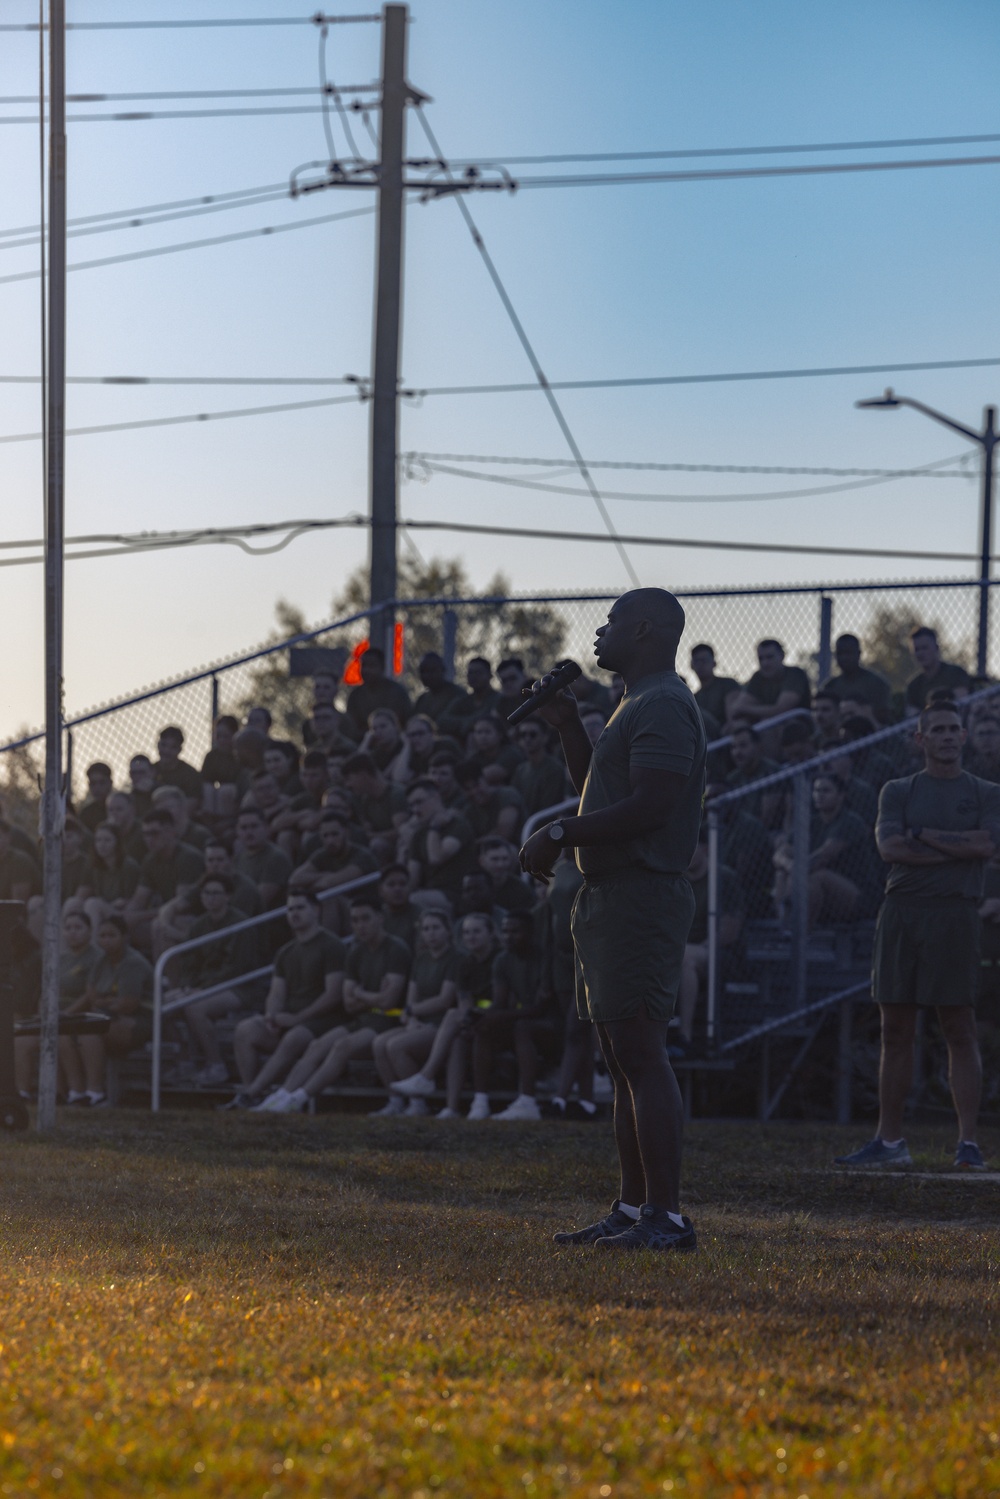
[
  {"xmin": 837, "ymin": 700, "xmax": 1000, "ymax": 1171},
  {"xmin": 519, "ymin": 589, "xmax": 706, "ymax": 1252}
]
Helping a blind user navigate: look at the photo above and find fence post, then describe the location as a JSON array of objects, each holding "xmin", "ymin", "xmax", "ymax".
[
  {"xmin": 210, "ymin": 674, "xmax": 219, "ymax": 737},
  {"xmin": 442, "ymin": 608, "xmax": 458, "ymax": 680},
  {"xmin": 64, "ymin": 728, "xmax": 73, "ymax": 809},
  {"xmin": 836, "ymin": 995, "xmax": 853, "ymax": 1124},
  {"xmin": 789, "ymin": 772, "xmax": 810, "ymax": 1009},
  {"xmin": 706, "ymin": 805, "xmax": 720, "ymax": 1047},
  {"xmin": 818, "ymin": 594, "xmax": 833, "ymax": 685}
]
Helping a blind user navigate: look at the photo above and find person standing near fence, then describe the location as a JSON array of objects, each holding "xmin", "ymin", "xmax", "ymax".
[
  {"xmin": 519, "ymin": 588, "xmax": 706, "ymax": 1252},
  {"xmin": 837, "ymin": 700, "xmax": 1000, "ymax": 1171}
]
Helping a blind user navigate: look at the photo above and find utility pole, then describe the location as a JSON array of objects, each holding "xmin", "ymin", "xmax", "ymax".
[
  {"xmin": 37, "ymin": 0, "xmax": 67, "ymax": 1133},
  {"xmin": 856, "ymin": 389, "xmax": 998, "ymax": 677},
  {"xmin": 368, "ymin": 2, "xmax": 407, "ymax": 665}
]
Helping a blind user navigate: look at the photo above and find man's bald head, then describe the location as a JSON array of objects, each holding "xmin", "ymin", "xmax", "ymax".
[{"xmin": 593, "ymin": 588, "xmax": 686, "ymax": 679}]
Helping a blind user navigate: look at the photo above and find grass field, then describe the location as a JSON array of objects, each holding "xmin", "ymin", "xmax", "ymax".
[{"xmin": 0, "ymin": 1112, "xmax": 998, "ymax": 1498}]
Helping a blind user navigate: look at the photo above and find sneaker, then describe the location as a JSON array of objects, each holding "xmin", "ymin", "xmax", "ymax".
[
  {"xmin": 404, "ymin": 1098, "xmax": 428, "ymax": 1117},
  {"xmin": 435, "ymin": 1106, "xmax": 459, "ymax": 1119},
  {"xmin": 954, "ymin": 1140, "xmax": 987, "ymax": 1171},
  {"xmin": 217, "ymin": 1091, "xmax": 253, "ymax": 1111},
  {"xmin": 67, "ymin": 1090, "xmax": 90, "ymax": 1106},
  {"xmin": 195, "ymin": 1062, "xmax": 229, "ymax": 1087},
  {"xmin": 87, "ymin": 1092, "xmax": 110, "ymax": 1109},
  {"xmin": 593, "ymin": 1204, "xmax": 697, "ymax": 1253},
  {"xmin": 834, "ymin": 1138, "xmax": 912, "ymax": 1168},
  {"xmin": 467, "ymin": 1094, "xmax": 491, "ymax": 1121},
  {"xmin": 274, "ymin": 1088, "xmax": 309, "ymax": 1113},
  {"xmin": 252, "ymin": 1088, "xmax": 291, "ymax": 1113},
  {"xmin": 553, "ymin": 1200, "xmax": 637, "ymax": 1246},
  {"xmin": 370, "ymin": 1096, "xmax": 406, "ymax": 1117},
  {"xmin": 494, "ymin": 1095, "xmax": 541, "ymax": 1122},
  {"xmin": 390, "ymin": 1072, "xmax": 435, "ymax": 1098}
]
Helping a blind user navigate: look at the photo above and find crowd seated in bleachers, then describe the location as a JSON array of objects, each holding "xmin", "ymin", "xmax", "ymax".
[{"xmin": 9, "ymin": 622, "xmax": 998, "ymax": 1115}]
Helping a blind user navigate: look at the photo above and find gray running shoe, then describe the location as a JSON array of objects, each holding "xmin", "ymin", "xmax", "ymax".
[
  {"xmin": 834, "ymin": 1138, "xmax": 912, "ymax": 1168},
  {"xmin": 954, "ymin": 1140, "xmax": 987, "ymax": 1171},
  {"xmin": 593, "ymin": 1205, "xmax": 697, "ymax": 1253},
  {"xmin": 553, "ymin": 1201, "xmax": 637, "ymax": 1246}
]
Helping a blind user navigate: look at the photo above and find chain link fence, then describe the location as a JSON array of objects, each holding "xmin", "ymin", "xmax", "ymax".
[{"xmin": 0, "ymin": 575, "xmax": 994, "ymax": 813}]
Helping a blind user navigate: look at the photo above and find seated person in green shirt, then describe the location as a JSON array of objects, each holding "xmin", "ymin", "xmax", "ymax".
[
  {"xmin": 399, "ymin": 778, "xmax": 477, "ymax": 910},
  {"xmin": 105, "ymin": 790, "xmax": 148, "ymax": 864},
  {"xmin": 412, "ymin": 651, "xmax": 466, "ymax": 727},
  {"xmin": 391, "ymin": 911, "xmax": 499, "ymax": 1119},
  {"xmin": 255, "ymin": 892, "xmax": 409, "ymax": 1113},
  {"xmin": 466, "ymin": 909, "xmax": 554, "ymax": 1122},
  {"xmin": 269, "ymin": 749, "xmax": 331, "ymax": 863},
  {"xmin": 905, "ymin": 626, "xmax": 971, "ymax": 717},
  {"xmin": 341, "ymin": 751, "xmax": 409, "ymax": 862},
  {"xmin": 718, "ymin": 724, "xmax": 783, "ymax": 830},
  {"xmin": 15, "ymin": 907, "xmax": 98, "ymax": 1102},
  {"xmin": 229, "ymin": 890, "xmax": 347, "ymax": 1107},
  {"xmin": 198, "ymin": 841, "xmax": 261, "ymax": 917},
  {"xmin": 83, "ymin": 820, "xmax": 141, "ymax": 935},
  {"xmin": 477, "ymin": 837, "xmax": 535, "ymax": 914},
  {"xmin": 437, "ymin": 657, "xmax": 500, "ymax": 739},
  {"xmin": 232, "ymin": 807, "xmax": 293, "ymax": 910},
  {"xmin": 772, "ymin": 773, "xmax": 882, "ymax": 926},
  {"xmin": 61, "ymin": 914, "xmax": 154, "ymax": 1106},
  {"xmin": 77, "ymin": 761, "xmax": 113, "ymax": 835},
  {"xmin": 819, "ymin": 634, "xmax": 891, "ymax": 719},
  {"xmin": 378, "ymin": 862, "xmax": 422, "ymax": 953},
  {"xmin": 290, "ymin": 810, "xmax": 378, "ymax": 894},
  {"xmin": 455, "ymin": 761, "xmax": 525, "ymax": 844},
  {"xmin": 168, "ymin": 873, "xmax": 262, "ymax": 1088},
  {"xmin": 151, "ymin": 784, "xmax": 210, "ymax": 851},
  {"xmin": 389, "ymin": 715, "xmax": 441, "ymax": 783},
  {"xmin": 690, "ymin": 643, "xmax": 740, "ymax": 729},
  {"xmin": 308, "ymin": 701, "xmax": 360, "ymax": 763},
  {"xmin": 465, "ymin": 714, "xmax": 525, "ymax": 780},
  {"xmin": 61, "ymin": 816, "xmax": 94, "ymax": 905},
  {"xmin": 729, "ymin": 639, "xmax": 811, "ymax": 732},
  {"xmin": 511, "ymin": 720, "xmax": 570, "ymax": 818},
  {"xmin": 371, "ymin": 909, "xmax": 461, "ymax": 1115},
  {"xmin": 127, "ymin": 809, "xmax": 204, "ymax": 956},
  {"xmin": 345, "ymin": 646, "xmax": 413, "ymax": 735},
  {"xmin": 154, "ymin": 725, "xmax": 204, "ymax": 812}
]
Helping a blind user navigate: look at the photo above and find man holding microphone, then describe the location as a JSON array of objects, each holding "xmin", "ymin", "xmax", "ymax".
[{"xmin": 519, "ymin": 588, "xmax": 706, "ymax": 1252}]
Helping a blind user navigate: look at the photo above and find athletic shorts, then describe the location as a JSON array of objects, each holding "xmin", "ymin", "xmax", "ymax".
[
  {"xmin": 571, "ymin": 868, "xmax": 695, "ymax": 1024},
  {"xmin": 872, "ymin": 895, "xmax": 981, "ymax": 1009}
]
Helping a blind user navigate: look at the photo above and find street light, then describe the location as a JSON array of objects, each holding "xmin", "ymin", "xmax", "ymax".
[{"xmin": 856, "ymin": 388, "xmax": 998, "ymax": 678}]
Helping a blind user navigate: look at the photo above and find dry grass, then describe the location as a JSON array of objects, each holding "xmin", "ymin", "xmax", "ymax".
[{"xmin": 0, "ymin": 1112, "xmax": 998, "ymax": 1497}]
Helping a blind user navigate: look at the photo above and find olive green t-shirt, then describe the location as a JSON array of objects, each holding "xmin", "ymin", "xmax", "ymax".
[
  {"xmin": 0, "ymin": 848, "xmax": 40, "ymax": 899},
  {"xmin": 138, "ymin": 842, "xmax": 204, "ymax": 904},
  {"xmin": 511, "ymin": 756, "xmax": 570, "ymax": 818},
  {"xmin": 90, "ymin": 947, "xmax": 155, "ymax": 1012},
  {"xmin": 905, "ymin": 662, "xmax": 972, "ymax": 711},
  {"xmin": 876, "ymin": 771, "xmax": 1000, "ymax": 899},
  {"xmin": 60, "ymin": 943, "xmax": 99, "ymax": 1007},
  {"xmin": 273, "ymin": 929, "xmax": 346, "ymax": 1013},
  {"xmin": 694, "ymin": 676, "xmax": 740, "ymax": 724},
  {"xmin": 576, "ymin": 670, "xmax": 706, "ymax": 877},
  {"xmin": 819, "ymin": 667, "xmax": 891, "ymax": 712},
  {"xmin": 491, "ymin": 947, "xmax": 545, "ymax": 1011},
  {"xmin": 306, "ymin": 843, "xmax": 379, "ymax": 879},
  {"xmin": 456, "ymin": 946, "xmax": 498, "ymax": 1005},
  {"xmin": 382, "ymin": 901, "xmax": 421, "ymax": 954},
  {"xmin": 233, "ymin": 842, "xmax": 293, "ymax": 901},
  {"xmin": 90, "ymin": 857, "xmax": 141, "ymax": 905},
  {"xmin": 345, "ymin": 934, "xmax": 411, "ymax": 1019},
  {"xmin": 411, "ymin": 816, "xmax": 477, "ymax": 903},
  {"xmin": 743, "ymin": 665, "xmax": 811, "ymax": 709}
]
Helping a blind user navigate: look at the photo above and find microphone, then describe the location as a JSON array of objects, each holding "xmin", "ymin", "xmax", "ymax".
[{"xmin": 507, "ymin": 659, "xmax": 583, "ymax": 726}]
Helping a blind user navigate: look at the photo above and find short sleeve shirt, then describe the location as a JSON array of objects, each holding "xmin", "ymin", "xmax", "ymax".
[
  {"xmin": 410, "ymin": 949, "xmax": 461, "ymax": 1016},
  {"xmin": 90, "ymin": 947, "xmax": 155, "ymax": 1012},
  {"xmin": 512, "ymin": 756, "xmax": 570, "ymax": 818},
  {"xmin": 694, "ymin": 677, "xmax": 740, "ymax": 724},
  {"xmin": 154, "ymin": 758, "xmax": 204, "ymax": 803},
  {"xmin": 810, "ymin": 809, "xmax": 880, "ymax": 893},
  {"xmin": 905, "ymin": 662, "xmax": 972, "ymax": 711},
  {"xmin": 491, "ymin": 947, "xmax": 545, "ymax": 1011},
  {"xmin": 59, "ymin": 944, "xmax": 99, "ymax": 1007},
  {"xmin": 0, "ymin": 848, "xmax": 40, "ymax": 899},
  {"xmin": 744, "ymin": 665, "xmax": 811, "ymax": 709},
  {"xmin": 345, "ymin": 935, "xmax": 411, "ymax": 1013},
  {"xmin": 138, "ymin": 842, "xmax": 205, "ymax": 904},
  {"xmin": 307, "ymin": 843, "xmax": 379, "ymax": 879},
  {"xmin": 91, "ymin": 857, "xmax": 141, "ymax": 904},
  {"xmin": 876, "ymin": 771, "xmax": 1000, "ymax": 899},
  {"xmin": 456, "ymin": 947, "xmax": 498, "ymax": 1005},
  {"xmin": 411, "ymin": 816, "xmax": 477, "ymax": 901},
  {"xmin": 234, "ymin": 842, "xmax": 293, "ymax": 898},
  {"xmin": 273, "ymin": 929, "xmax": 346, "ymax": 1013},
  {"xmin": 577, "ymin": 671, "xmax": 706, "ymax": 876},
  {"xmin": 819, "ymin": 667, "xmax": 891, "ymax": 712}
]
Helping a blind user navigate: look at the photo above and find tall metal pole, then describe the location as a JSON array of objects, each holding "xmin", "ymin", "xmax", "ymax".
[
  {"xmin": 368, "ymin": 3, "xmax": 407, "ymax": 663},
  {"xmin": 37, "ymin": 0, "xmax": 66, "ymax": 1133},
  {"xmin": 977, "ymin": 406, "xmax": 997, "ymax": 679}
]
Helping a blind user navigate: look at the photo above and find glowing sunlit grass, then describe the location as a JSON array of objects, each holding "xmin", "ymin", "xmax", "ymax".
[{"xmin": 0, "ymin": 1113, "xmax": 997, "ymax": 1496}]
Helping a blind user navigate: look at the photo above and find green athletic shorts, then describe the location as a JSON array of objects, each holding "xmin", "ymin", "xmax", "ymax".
[
  {"xmin": 571, "ymin": 868, "xmax": 695, "ymax": 1024},
  {"xmin": 872, "ymin": 895, "xmax": 981, "ymax": 1009}
]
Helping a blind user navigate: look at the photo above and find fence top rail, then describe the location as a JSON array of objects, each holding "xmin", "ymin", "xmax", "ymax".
[{"xmin": 706, "ymin": 679, "xmax": 1000, "ymax": 810}]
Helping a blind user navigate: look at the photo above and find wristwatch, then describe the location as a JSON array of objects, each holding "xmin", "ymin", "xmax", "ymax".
[{"xmin": 548, "ymin": 821, "xmax": 567, "ymax": 847}]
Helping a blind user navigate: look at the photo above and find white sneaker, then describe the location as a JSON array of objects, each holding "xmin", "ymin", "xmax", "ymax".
[
  {"xmin": 467, "ymin": 1094, "xmax": 491, "ymax": 1121},
  {"xmin": 404, "ymin": 1098, "xmax": 428, "ymax": 1117},
  {"xmin": 370, "ymin": 1095, "xmax": 406, "ymax": 1117},
  {"xmin": 494, "ymin": 1095, "xmax": 541, "ymax": 1122},
  {"xmin": 390, "ymin": 1072, "xmax": 435, "ymax": 1098},
  {"xmin": 277, "ymin": 1088, "xmax": 309, "ymax": 1113},
  {"xmin": 435, "ymin": 1107, "xmax": 459, "ymax": 1119},
  {"xmin": 195, "ymin": 1062, "xmax": 229, "ymax": 1087},
  {"xmin": 253, "ymin": 1088, "xmax": 290, "ymax": 1112}
]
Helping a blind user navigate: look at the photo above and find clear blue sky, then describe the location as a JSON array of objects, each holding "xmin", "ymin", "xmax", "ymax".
[{"xmin": 1, "ymin": 0, "xmax": 999, "ymax": 736}]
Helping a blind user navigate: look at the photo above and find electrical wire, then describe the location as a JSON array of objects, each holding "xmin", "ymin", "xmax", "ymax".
[
  {"xmin": 0, "ymin": 189, "xmax": 295, "ymax": 252},
  {"xmin": 405, "ymin": 450, "xmax": 974, "ymax": 478},
  {"xmin": 508, "ymin": 153, "xmax": 1000, "ymax": 190},
  {"xmin": 0, "ymin": 179, "xmax": 291, "ymax": 240},
  {"xmin": 0, "ymin": 393, "xmax": 364, "ymax": 446},
  {"xmin": 0, "ymin": 374, "xmax": 360, "ymax": 386},
  {"xmin": 319, "ymin": 21, "xmax": 362, "ymax": 163},
  {"xmin": 0, "ymin": 203, "xmax": 375, "ymax": 286},
  {"xmin": 449, "ymin": 132, "xmax": 1000, "ymax": 168},
  {"xmin": 414, "ymin": 103, "xmax": 639, "ymax": 590},
  {"xmin": 0, "ymin": 104, "xmax": 377, "ymax": 124},
  {"xmin": 2, "ymin": 14, "xmax": 381, "ymax": 31},
  {"xmin": 408, "ymin": 458, "xmax": 974, "ymax": 504},
  {"xmin": 1, "ymin": 85, "xmax": 376, "ymax": 102},
  {"xmin": 0, "ymin": 514, "xmax": 985, "ymax": 569}
]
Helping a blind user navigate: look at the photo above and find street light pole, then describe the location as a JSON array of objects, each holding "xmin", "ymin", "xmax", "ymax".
[{"xmin": 856, "ymin": 388, "xmax": 998, "ymax": 678}]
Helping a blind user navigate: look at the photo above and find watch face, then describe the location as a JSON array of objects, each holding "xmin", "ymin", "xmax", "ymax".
[{"xmin": 549, "ymin": 823, "xmax": 563, "ymax": 841}]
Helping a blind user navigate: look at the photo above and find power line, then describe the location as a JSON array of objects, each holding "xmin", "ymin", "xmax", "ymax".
[
  {"xmin": 0, "ymin": 86, "xmax": 376, "ymax": 103},
  {"xmin": 509, "ymin": 153, "xmax": 1000, "ymax": 191},
  {"xmin": 0, "ymin": 393, "xmax": 364, "ymax": 445},
  {"xmin": 2, "ymin": 14, "xmax": 381, "ymax": 31},
  {"xmin": 405, "ymin": 450, "xmax": 974, "ymax": 478},
  {"xmin": 0, "ymin": 104, "xmax": 377, "ymax": 124},
  {"xmin": 0, "ymin": 190, "xmax": 295, "ymax": 252},
  {"xmin": 0, "ymin": 204, "xmax": 375, "ymax": 285},
  {"xmin": 0, "ymin": 180, "xmax": 290, "ymax": 240},
  {"xmin": 0, "ymin": 374, "xmax": 360, "ymax": 387},
  {"xmin": 408, "ymin": 457, "xmax": 974, "ymax": 505},
  {"xmin": 414, "ymin": 104, "xmax": 640, "ymax": 590},
  {"xmin": 450, "ymin": 131, "xmax": 1000, "ymax": 168}
]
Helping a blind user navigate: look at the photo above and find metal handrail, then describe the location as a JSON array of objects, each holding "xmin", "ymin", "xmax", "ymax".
[
  {"xmin": 150, "ymin": 869, "xmax": 380, "ymax": 1110},
  {"xmin": 705, "ymin": 705, "xmax": 812, "ymax": 754}
]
